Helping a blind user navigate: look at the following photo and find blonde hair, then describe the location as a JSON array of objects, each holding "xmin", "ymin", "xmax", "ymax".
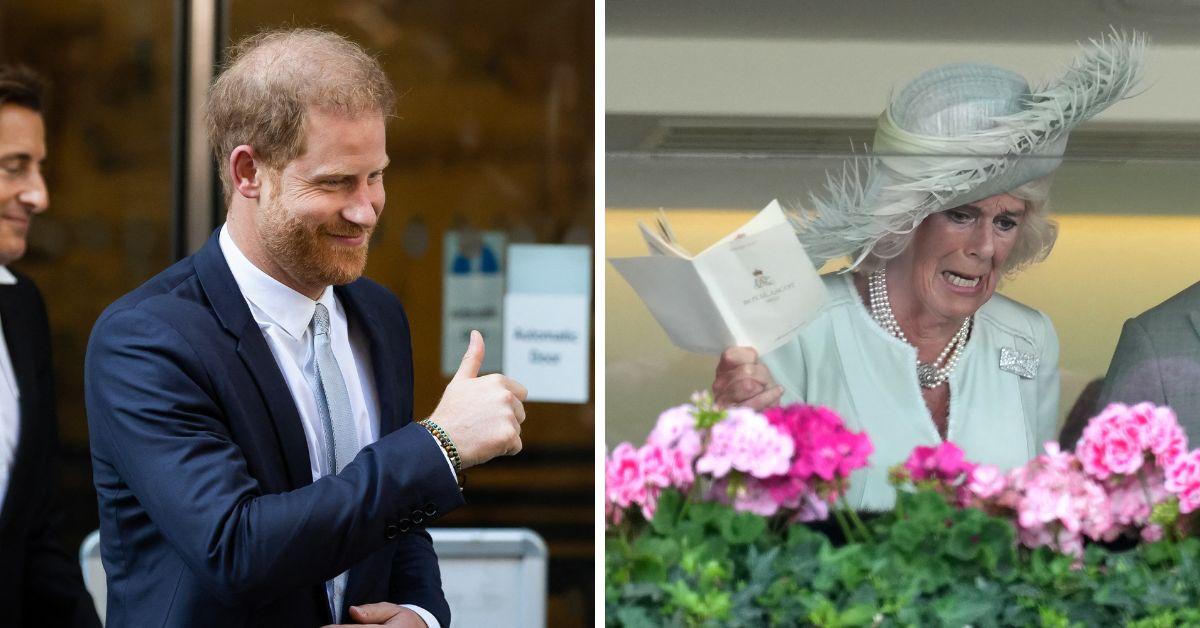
[
  {"xmin": 1002, "ymin": 175, "xmax": 1059, "ymax": 274},
  {"xmin": 206, "ymin": 28, "xmax": 396, "ymax": 203},
  {"xmin": 856, "ymin": 175, "xmax": 1059, "ymax": 276}
]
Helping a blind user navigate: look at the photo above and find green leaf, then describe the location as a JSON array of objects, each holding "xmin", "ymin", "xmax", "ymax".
[
  {"xmin": 946, "ymin": 522, "xmax": 984, "ymax": 562},
  {"xmin": 649, "ymin": 489, "xmax": 684, "ymax": 534},
  {"xmin": 746, "ymin": 545, "xmax": 781, "ymax": 583},
  {"xmin": 628, "ymin": 555, "xmax": 667, "ymax": 583},
  {"xmin": 933, "ymin": 589, "xmax": 999, "ymax": 627},
  {"xmin": 720, "ymin": 510, "xmax": 768, "ymax": 545},
  {"xmin": 837, "ymin": 603, "xmax": 879, "ymax": 627},
  {"xmin": 1093, "ymin": 581, "xmax": 1138, "ymax": 612},
  {"xmin": 1140, "ymin": 537, "xmax": 1177, "ymax": 568},
  {"xmin": 614, "ymin": 606, "xmax": 658, "ymax": 628},
  {"xmin": 686, "ymin": 501, "xmax": 724, "ymax": 525},
  {"xmin": 632, "ymin": 534, "xmax": 680, "ymax": 566},
  {"xmin": 1036, "ymin": 606, "xmax": 1071, "ymax": 628},
  {"xmin": 888, "ymin": 518, "xmax": 925, "ymax": 554}
]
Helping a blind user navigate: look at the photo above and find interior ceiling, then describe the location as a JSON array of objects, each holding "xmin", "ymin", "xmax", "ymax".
[{"xmin": 607, "ymin": 0, "xmax": 1200, "ymax": 44}]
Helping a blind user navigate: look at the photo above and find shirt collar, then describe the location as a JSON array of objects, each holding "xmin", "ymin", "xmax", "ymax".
[
  {"xmin": 0, "ymin": 266, "xmax": 16, "ymax": 285},
  {"xmin": 218, "ymin": 224, "xmax": 332, "ymax": 340}
]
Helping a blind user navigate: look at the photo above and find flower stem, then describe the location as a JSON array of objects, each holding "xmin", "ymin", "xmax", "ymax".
[
  {"xmin": 836, "ymin": 477, "xmax": 874, "ymax": 543},
  {"xmin": 831, "ymin": 503, "xmax": 856, "ymax": 544},
  {"xmin": 846, "ymin": 504, "xmax": 875, "ymax": 543}
]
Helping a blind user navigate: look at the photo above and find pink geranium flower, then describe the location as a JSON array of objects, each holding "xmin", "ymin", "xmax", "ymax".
[
  {"xmin": 647, "ymin": 403, "xmax": 704, "ymax": 462},
  {"xmin": 637, "ymin": 444, "xmax": 674, "ymax": 491},
  {"xmin": 1008, "ymin": 446, "xmax": 1115, "ymax": 556},
  {"xmin": 764, "ymin": 404, "xmax": 872, "ymax": 483},
  {"xmin": 1108, "ymin": 468, "xmax": 1170, "ymax": 529},
  {"xmin": 1148, "ymin": 407, "xmax": 1188, "ymax": 469},
  {"xmin": 1166, "ymin": 449, "xmax": 1200, "ymax": 514},
  {"xmin": 606, "ymin": 396, "xmax": 871, "ymax": 526},
  {"xmin": 963, "ymin": 442, "xmax": 1117, "ymax": 557},
  {"xmin": 695, "ymin": 408, "xmax": 793, "ymax": 479},
  {"xmin": 1077, "ymin": 404, "xmax": 1144, "ymax": 480},
  {"xmin": 904, "ymin": 442, "xmax": 975, "ymax": 484},
  {"xmin": 605, "ymin": 442, "xmax": 645, "ymax": 510},
  {"xmin": 792, "ymin": 492, "xmax": 831, "ymax": 523},
  {"xmin": 1076, "ymin": 403, "xmax": 1188, "ymax": 482},
  {"xmin": 710, "ymin": 477, "xmax": 784, "ymax": 517},
  {"xmin": 967, "ymin": 464, "xmax": 1006, "ymax": 500},
  {"xmin": 639, "ymin": 488, "xmax": 660, "ymax": 521}
]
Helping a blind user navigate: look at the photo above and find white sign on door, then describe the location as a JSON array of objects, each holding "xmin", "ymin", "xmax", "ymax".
[{"xmin": 502, "ymin": 244, "xmax": 592, "ymax": 403}]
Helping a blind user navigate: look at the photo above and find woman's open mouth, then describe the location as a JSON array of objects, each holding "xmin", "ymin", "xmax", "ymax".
[{"xmin": 942, "ymin": 270, "xmax": 982, "ymax": 292}]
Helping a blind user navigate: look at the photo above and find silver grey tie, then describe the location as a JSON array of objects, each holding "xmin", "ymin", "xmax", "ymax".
[
  {"xmin": 310, "ymin": 303, "xmax": 359, "ymax": 474},
  {"xmin": 309, "ymin": 302, "xmax": 356, "ymax": 622}
]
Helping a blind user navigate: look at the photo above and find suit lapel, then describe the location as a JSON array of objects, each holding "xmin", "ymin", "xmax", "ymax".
[
  {"xmin": 193, "ymin": 232, "xmax": 312, "ymax": 490},
  {"xmin": 0, "ymin": 282, "xmax": 35, "ymax": 532},
  {"xmin": 1189, "ymin": 310, "xmax": 1200, "ymax": 346},
  {"xmin": 337, "ymin": 284, "xmax": 399, "ymax": 436}
]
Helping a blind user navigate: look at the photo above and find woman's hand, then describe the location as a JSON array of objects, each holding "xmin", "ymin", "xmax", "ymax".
[{"xmin": 712, "ymin": 346, "xmax": 784, "ymax": 410}]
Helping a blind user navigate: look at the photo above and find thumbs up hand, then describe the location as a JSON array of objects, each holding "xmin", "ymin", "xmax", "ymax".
[{"xmin": 428, "ymin": 330, "xmax": 528, "ymax": 469}]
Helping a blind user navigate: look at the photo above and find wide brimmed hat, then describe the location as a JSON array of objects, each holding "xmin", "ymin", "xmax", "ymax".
[{"xmin": 797, "ymin": 29, "xmax": 1146, "ymax": 269}]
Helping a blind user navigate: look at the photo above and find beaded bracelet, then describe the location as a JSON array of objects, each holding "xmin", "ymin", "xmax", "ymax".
[{"xmin": 418, "ymin": 418, "xmax": 463, "ymax": 480}]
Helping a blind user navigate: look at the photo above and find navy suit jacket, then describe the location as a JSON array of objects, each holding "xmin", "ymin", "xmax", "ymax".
[
  {"xmin": 85, "ymin": 233, "xmax": 465, "ymax": 627},
  {"xmin": 0, "ymin": 272, "xmax": 101, "ymax": 628}
]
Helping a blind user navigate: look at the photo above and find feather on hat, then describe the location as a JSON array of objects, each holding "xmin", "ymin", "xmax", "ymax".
[{"xmin": 796, "ymin": 29, "xmax": 1146, "ymax": 269}]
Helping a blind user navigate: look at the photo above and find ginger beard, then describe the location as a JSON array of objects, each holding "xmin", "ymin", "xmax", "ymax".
[{"xmin": 256, "ymin": 178, "xmax": 373, "ymax": 288}]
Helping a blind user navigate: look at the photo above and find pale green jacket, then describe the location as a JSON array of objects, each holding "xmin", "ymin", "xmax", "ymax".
[{"xmin": 763, "ymin": 274, "xmax": 1060, "ymax": 511}]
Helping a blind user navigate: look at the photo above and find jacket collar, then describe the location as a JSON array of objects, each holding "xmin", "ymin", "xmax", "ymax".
[
  {"xmin": 334, "ymin": 283, "xmax": 399, "ymax": 436},
  {"xmin": 194, "ymin": 230, "xmax": 313, "ymax": 489},
  {"xmin": 218, "ymin": 225, "xmax": 323, "ymax": 340}
]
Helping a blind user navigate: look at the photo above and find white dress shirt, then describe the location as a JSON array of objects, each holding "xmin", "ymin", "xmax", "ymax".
[
  {"xmin": 0, "ymin": 265, "xmax": 19, "ymax": 514},
  {"xmin": 219, "ymin": 226, "xmax": 441, "ymax": 628}
]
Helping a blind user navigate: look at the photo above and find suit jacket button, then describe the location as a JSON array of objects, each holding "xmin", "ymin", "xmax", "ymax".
[
  {"xmin": 423, "ymin": 503, "xmax": 438, "ymax": 517},
  {"xmin": 397, "ymin": 519, "xmax": 412, "ymax": 533},
  {"xmin": 411, "ymin": 512, "xmax": 425, "ymax": 525},
  {"xmin": 385, "ymin": 521, "xmax": 402, "ymax": 539}
]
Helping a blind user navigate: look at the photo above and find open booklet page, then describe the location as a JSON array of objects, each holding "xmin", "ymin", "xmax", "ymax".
[
  {"xmin": 694, "ymin": 223, "xmax": 825, "ymax": 352},
  {"xmin": 610, "ymin": 200, "xmax": 827, "ymax": 355},
  {"xmin": 608, "ymin": 255, "xmax": 734, "ymax": 353}
]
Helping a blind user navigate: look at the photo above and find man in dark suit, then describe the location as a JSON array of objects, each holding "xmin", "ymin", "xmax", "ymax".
[
  {"xmin": 0, "ymin": 65, "xmax": 102, "ymax": 628},
  {"xmin": 85, "ymin": 30, "xmax": 528, "ymax": 627}
]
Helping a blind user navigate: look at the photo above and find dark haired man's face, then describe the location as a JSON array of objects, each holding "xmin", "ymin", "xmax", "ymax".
[
  {"xmin": 256, "ymin": 108, "xmax": 387, "ymax": 294},
  {"xmin": 0, "ymin": 104, "xmax": 47, "ymax": 265}
]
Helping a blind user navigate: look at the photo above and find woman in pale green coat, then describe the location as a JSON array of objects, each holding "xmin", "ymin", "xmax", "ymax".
[{"xmin": 712, "ymin": 32, "xmax": 1144, "ymax": 510}]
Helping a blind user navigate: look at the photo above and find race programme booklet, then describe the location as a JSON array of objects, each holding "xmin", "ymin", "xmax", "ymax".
[{"xmin": 609, "ymin": 200, "xmax": 827, "ymax": 355}]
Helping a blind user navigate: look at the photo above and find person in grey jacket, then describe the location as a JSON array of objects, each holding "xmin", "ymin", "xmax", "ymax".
[{"xmin": 1096, "ymin": 281, "xmax": 1200, "ymax": 440}]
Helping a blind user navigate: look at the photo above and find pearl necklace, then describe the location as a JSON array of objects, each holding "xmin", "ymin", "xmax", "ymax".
[{"xmin": 867, "ymin": 269, "xmax": 971, "ymax": 389}]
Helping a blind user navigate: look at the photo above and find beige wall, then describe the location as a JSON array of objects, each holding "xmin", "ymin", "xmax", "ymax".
[{"xmin": 606, "ymin": 202, "xmax": 1200, "ymax": 445}]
